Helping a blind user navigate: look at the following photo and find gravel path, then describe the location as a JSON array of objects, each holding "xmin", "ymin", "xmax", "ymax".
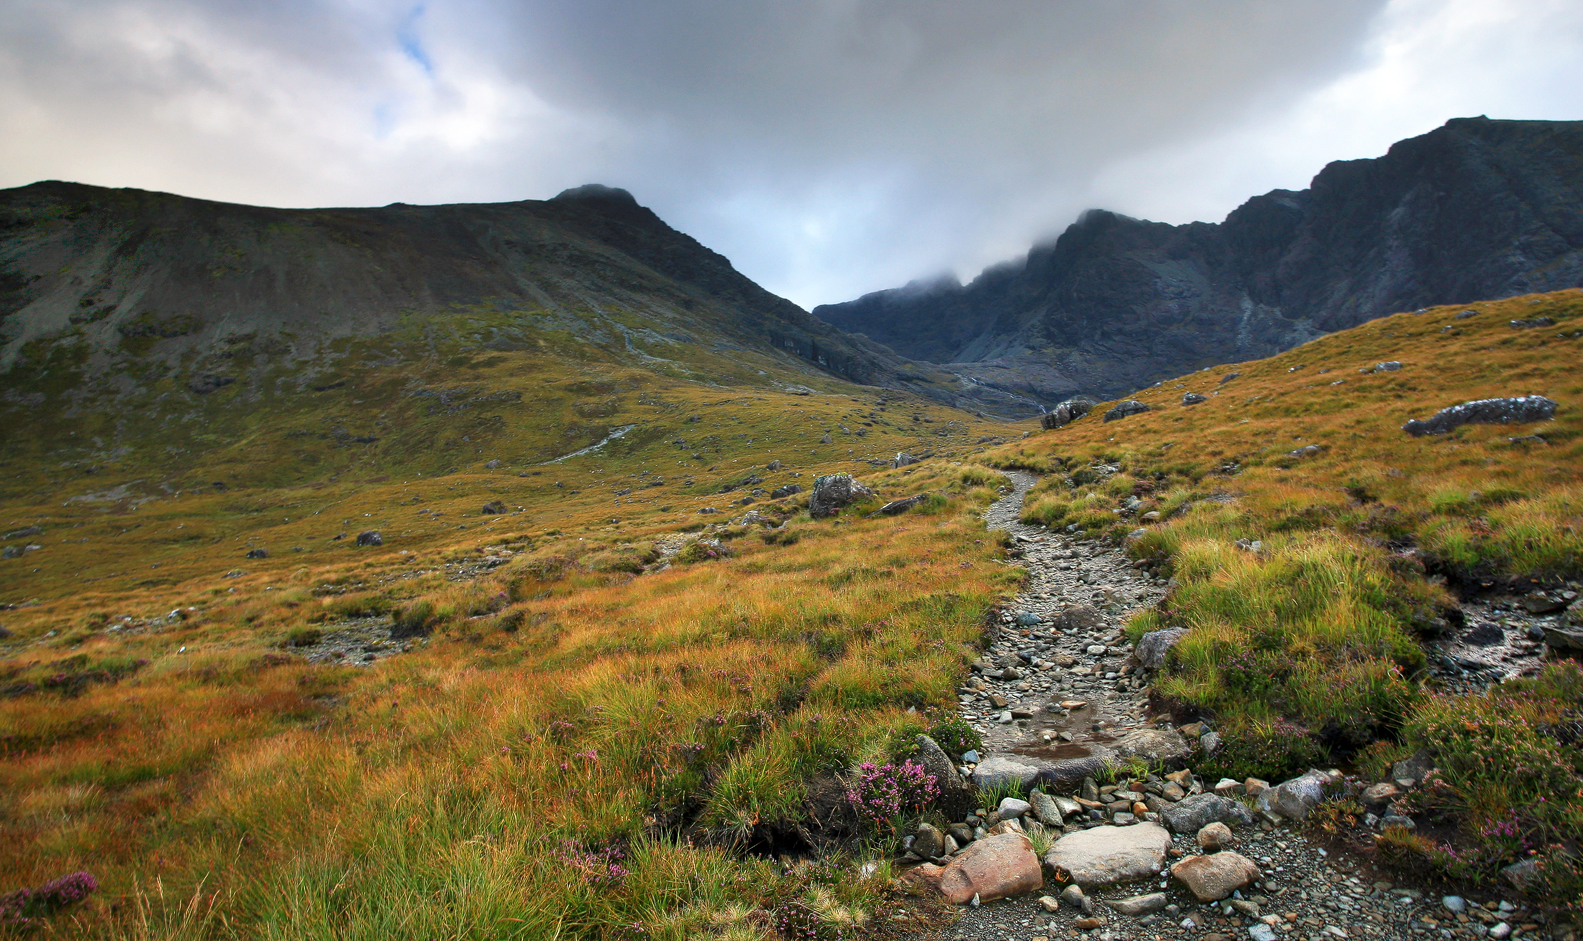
[
  {"xmin": 881, "ymin": 472, "xmax": 1558, "ymax": 941},
  {"xmin": 968, "ymin": 469, "xmax": 1168, "ymax": 757}
]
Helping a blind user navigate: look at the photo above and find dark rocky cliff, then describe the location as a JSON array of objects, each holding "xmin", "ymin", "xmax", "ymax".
[{"xmin": 814, "ymin": 117, "xmax": 1583, "ymax": 403}]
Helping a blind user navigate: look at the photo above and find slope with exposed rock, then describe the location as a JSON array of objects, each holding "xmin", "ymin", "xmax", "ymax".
[{"xmin": 815, "ymin": 117, "xmax": 1583, "ymax": 405}]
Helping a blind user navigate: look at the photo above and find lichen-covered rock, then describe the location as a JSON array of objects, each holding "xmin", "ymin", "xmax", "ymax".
[
  {"xmin": 808, "ymin": 474, "xmax": 875, "ymax": 518},
  {"xmin": 971, "ymin": 756, "xmax": 1043, "ymax": 791},
  {"xmin": 911, "ymin": 823, "xmax": 944, "ymax": 860},
  {"xmin": 1402, "ymin": 395, "xmax": 1557, "ymax": 437},
  {"xmin": 1041, "ymin": 397, "xmax": 1095, "ymax": 430},
  {"xmin": 874, "ymin": 494, "xmax": 928, "ymax": 516},
  {"xmin": 1255, "ymin": 770, "xmax": 1334, "ymax": 821},
  {"xmin": 1135, "ymin": 628, "xmax": 1187, "ymax": 669},
  {"xmin": 1110, "ymin": 728, "xmax": 1190, "ymax": 765},
  {"xmin": 912, "ymin": 734, "xmax": 977, "ymax": 820},
  {"xmin": 1103, "ymin": 400, "xmax": 1151, "ymax": 422},
  {"xmin": 1028, "ymin": 789, "xmax": 1065, "ymax": 826}
]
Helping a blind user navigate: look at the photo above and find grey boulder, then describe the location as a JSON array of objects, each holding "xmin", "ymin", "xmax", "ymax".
[
  {"xmin": 1255, "ymin": 770, "xmax": 1333, "ymax": 821},
  {"xmin": 1103, "ymin": 400, "xmax": 1151, "ymax": 422},
  {"xmin": 1134, "ymin": 628, "xmax": 1187, "ymax": 669},
  {"xmin": 1110, "ymin": 728, "xmax": 1190, "ymax": 765},
  {"xmin": 914, "ymin": 734, "xmax": 976, "ymax": 819},
  {"xmin": 971, "ymin": 756, "xmax": 1043, "ymax": 791},
  {"xmin": 912, "ymin": 823, "xmax": 944, "ymax": 860},
  {"xmin": 1403, "ymin": 395, "xmax": 1558, "ymax": 437},
  {"xmin": 1028, "ymin": 789, "xmax": 1064, "ymax": 826},
  {"xmin": 1159, "ymin": 793, "xmax": 1254, "ymax": 833},
  {"xmin": 1041, "ymin": 397, "xmax": 1095, "ymax": 430},
  {"xmin": 809, "ymin": 474, "xmax": 875, "ymax": 518}
]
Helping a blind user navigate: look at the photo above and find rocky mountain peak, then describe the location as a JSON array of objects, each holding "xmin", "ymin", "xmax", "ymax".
[{"xmin": 814, "ymin": 117, "xmax": 1583, "ymax": 408}]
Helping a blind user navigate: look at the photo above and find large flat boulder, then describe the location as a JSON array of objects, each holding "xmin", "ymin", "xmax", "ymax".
[
  {"xmin": 1040, "ymin": 755, "xmax": 1115, "ymax": 793},
  {"xmin": 1042, "ymin": 822, "xmax": 1173, "ymax": 887},
  {"xmin": 971, "ymin": 753, "xmax": 1113, "ymax": 793},
  {"xmin": 937, "ymin": 833, "xmax": 1043, "ymax": 904}
]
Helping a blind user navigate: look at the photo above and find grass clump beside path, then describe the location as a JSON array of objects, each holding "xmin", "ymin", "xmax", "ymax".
[{"xmin": 986, "ymin": 290, "xmax": 1583, "ymax": 904}]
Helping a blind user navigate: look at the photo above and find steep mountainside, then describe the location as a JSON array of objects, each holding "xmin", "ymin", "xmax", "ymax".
[
  {"xmin": 814, "ymin": 117, "xmax": 1583, "ymax": 402},
  {"xmin": 0, "ymin": 180, "xmax": 1034, "ymax": 417}
]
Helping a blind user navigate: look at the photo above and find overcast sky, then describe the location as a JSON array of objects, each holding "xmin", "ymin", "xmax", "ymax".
[{"xmin": 3, "ymin": 0, "xmax": 1581, "ymax": 309}]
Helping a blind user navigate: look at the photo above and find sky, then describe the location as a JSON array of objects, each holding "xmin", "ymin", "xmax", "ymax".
[{"xmin": 2, "ymin": 0, "xmax": 1581, "ymax": 310}]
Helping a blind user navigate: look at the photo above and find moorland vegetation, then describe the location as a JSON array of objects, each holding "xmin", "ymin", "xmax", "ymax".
[{"xmin": 1, "ymin": 288, "xmax": 1580, "ymax": 937}]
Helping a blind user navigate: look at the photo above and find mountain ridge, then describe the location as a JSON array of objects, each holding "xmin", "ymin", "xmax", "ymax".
[
  {"xmin": 813, "ymin": 116, "xmax": 1583, "ymax": 403},
  {"xmin": 0, "ymin": 178, "xmax": 1042, "ymax": 417}
]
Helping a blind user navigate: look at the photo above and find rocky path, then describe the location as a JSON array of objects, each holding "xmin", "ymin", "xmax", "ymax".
[
  {"xmin": 967, "ymin": 470, "xmax": 1171, "ymax": 761},
  {"xmin": 883, "ymin": 472, "xmax": 1553, "ymax": 941}
]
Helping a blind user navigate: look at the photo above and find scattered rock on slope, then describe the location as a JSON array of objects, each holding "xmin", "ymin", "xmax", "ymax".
[
  {"xmin": 1041, "ymin": 397, "xmax": 1095, "ymax": 430},
  {"xmin": 1103, "ymin": 401, "xmax": 1150, "ymax": 422},
  {"xmin": 809, "ymin": 474, "xmax": 874, "ymax": 518},
  {"xmin": 1402, "ymin": 395, "xmax": 1557, "ymax": 436},
  {"xmin": 874, "ymin": 494, "xmax": 928, "ymax": 516},
  {"xmin": 1135, "ymin": 627, "xmax": 1187, "ymax": 669}
]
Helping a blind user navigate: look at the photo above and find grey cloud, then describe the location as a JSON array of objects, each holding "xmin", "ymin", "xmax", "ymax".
[{"xmin": 4, "ymin": 0, "xmax": 1578, "ymax": 309}]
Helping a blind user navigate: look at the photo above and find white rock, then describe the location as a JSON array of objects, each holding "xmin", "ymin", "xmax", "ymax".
[
  {"xmin": 1043, "ymin": 821, "xmax": 1173, "ymax": 887},
  {"xmin": 998, "ymin": 797, "xmax": 1032, "ymax": 819}
]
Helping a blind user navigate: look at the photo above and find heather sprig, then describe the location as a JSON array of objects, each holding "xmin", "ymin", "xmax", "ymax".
[
  {"xmin": 0, "ymin": 871, "xmax": 98, "ymax": 929},
  {"xmin": 844, "ymin": 759, "xmax": 938, "ymax": 832},
  {"xmin": 552, "ymin": 840, "xmax": 629, "ymax": 888}
]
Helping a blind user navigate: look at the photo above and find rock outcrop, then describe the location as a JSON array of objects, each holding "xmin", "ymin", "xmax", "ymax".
[{"xmin": 1402, "ymin": 395, "xmax": 1558, "ymax": 436}]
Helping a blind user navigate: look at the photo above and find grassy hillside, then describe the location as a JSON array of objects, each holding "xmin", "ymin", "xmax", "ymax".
[
  {"xmin": 3, "ymin": 289, "xmax": 1581, "ymax": 936},
  {"xmin": 985, "ymin": 289, "xmax": 1583, "ymax": 906},
  {"xmin": 0, "ymin": 310, "xmax": 1029, "ymax": 937}
]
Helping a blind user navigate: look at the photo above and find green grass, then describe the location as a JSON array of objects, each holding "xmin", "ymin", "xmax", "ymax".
[{"xmin": 984, "ymin": 289, "xmax": 1583, "ymax": 906}]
